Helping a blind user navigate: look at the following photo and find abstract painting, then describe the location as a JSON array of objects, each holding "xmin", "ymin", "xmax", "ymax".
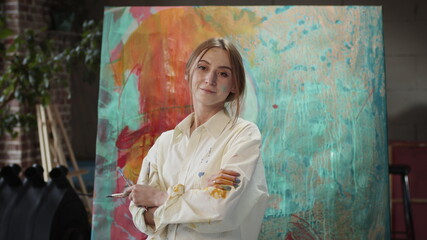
[{"xmin": 93, "ymin": 6, "xmax": 389, "ymax": 239}]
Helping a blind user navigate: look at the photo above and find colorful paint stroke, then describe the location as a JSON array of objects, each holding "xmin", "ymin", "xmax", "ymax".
[{"xmin": 93, "ymin": 6, "xmax": 389, "ymax": 239}]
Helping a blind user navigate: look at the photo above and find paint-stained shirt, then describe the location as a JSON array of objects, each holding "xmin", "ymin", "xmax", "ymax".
[{"xmin": 129, "ymin": 110, "xmax": 269, "ymax": 240}]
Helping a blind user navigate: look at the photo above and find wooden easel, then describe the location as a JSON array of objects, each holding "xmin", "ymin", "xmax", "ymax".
[{"xmin": 36, "ymin": 104, "xmax": 92, "ymax": 212}]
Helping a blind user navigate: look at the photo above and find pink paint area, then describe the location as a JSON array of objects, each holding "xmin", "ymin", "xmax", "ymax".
[
  {"xmin": 129, "ymin": 7, "xmax": 153, "ymax": 24},
  {"xmin": 273, "ymin": 104, "xmax": 278, "ymax": 109},
  {"xmin": 116, "ymin": 151, "xmax": 129, "ymax": 169},
  {"xmin": 110, "ymin": 199, "xmax": 148, "ymax": 240},
  {"xmin": 110, "ymin": 41, "xmax": 123, "ymax": 63},
  {"xmin": 129, "ymin": 64, "xmax": 142, "ymax": 77}
]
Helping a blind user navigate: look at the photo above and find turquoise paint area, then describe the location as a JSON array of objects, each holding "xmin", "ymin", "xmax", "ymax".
[
  {"xmin": 118, "ymin": 73, "xmax": 143, "ymax": 131},
  {"xmin": 239, "ymin": 6, "xmax": 388, "ymax": 239},
  {"xmin": 275, "ymin": 6, "xmax": 292, "ymax": 14},
  {"xmin": 101, "ymin": 9, "xmax": 135, "ymax": 64},
  {"xmin": 93, "ymin": 7, "xmax": 142, "ymax": 240}
]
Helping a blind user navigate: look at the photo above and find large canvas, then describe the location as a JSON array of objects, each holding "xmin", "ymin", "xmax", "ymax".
[{"xmin": 94, "ymin": 6, "xmax": 389, "ymax": 239}]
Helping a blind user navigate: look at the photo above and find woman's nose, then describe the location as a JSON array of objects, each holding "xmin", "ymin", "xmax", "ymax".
[{"xmin": 205, "ymin": 71, "xmax": 217, "ymax": 85}]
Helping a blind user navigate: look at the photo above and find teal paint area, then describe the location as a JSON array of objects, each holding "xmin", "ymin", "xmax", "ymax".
[{"xmin": 248, "ymin": 6, "xmax": 389, "ymax": 240}]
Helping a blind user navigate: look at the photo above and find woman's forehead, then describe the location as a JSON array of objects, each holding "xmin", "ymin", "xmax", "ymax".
[{"xmin": 198, "ymin": 48, "xmax": 231, "ymax": 66}]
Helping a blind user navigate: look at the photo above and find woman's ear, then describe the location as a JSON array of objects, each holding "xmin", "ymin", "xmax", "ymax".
[{"xmin": 184, "ymin": 71, "xmax": 189, "ymax": 81}]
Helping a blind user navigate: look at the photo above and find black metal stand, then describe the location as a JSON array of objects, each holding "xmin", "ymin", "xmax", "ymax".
[{"xmin": 389, "ymin": 164, "xmax": 415, "ymax": 240}]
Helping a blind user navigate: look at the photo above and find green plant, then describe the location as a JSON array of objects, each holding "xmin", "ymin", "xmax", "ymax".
[
  {"xmin": 0, "ymin": 16, "xmax": 102, "ymax": 137},
  {"xmin": 63, "ymin": 19, "xmax": 102, "ymax": 82},
  {"xmin": 0, "ymin": 28, "xmax": 66, "ymax": 136},
  {"xmin": 0, "ymin": 15, "xmax": 12, "ymax": 56}
]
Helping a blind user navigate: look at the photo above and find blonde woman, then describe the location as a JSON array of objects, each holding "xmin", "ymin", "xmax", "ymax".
[{"xmin": 126, "ymin": 38, "xmax": 268, "ymax": 240}]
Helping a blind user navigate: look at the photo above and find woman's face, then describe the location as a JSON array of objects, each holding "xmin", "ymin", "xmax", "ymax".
[{"xmin": 190, "ymin": 47, "xmax": 235, "ymax": 111}]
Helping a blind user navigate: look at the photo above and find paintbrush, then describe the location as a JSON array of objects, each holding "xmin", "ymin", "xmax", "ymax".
[
  {"xmin": 105, "ymin": 167, "xmax": 134, "ymax": 198},
  {"xmin": 117, "ymin": 167, "xmax": 134, "ymax": 186}
]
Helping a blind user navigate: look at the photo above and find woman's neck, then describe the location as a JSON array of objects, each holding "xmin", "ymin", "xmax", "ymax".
[{"xmin": 190, "ymin": 107, "xmax": 224, "ymax": 135}]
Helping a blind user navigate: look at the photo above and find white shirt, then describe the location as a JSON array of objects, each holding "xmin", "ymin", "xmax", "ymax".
[{"xmin": 129, "ymin": 110, "xmax": 269, "ymax": 240}]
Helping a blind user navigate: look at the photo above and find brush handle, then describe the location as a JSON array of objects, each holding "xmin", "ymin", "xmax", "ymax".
[
  {"xmin": 106, "ymin": 193, "xmax": 125, "ymax": 198},
  {"xmin": 117, "ymin": 168, "xmax": 134, "ymax": 186}
]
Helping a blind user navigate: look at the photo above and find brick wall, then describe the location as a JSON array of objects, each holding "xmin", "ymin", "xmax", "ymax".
[{"xmin": 0, "ymin": 0, "xmax": 72, "ymax": 168}]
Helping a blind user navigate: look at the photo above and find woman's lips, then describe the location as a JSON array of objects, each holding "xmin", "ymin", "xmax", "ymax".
[{"xmin": 200, "ymin": 88, "xmax": 216, "ymax": 93}]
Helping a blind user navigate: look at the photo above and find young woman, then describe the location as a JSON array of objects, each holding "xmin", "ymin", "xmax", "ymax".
[{"xmin": 126, "ymin": 38, "xmax": 268, "ymax": 240}]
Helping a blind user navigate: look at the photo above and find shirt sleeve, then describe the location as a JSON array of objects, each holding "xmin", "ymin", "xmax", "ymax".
[
  {"xmin": 153, "ymin": 123, "xmax": 269, "ymax": 234},
  {"xmin": 128, "ymin": 135, "xmax": 164, "ymax": 236}
]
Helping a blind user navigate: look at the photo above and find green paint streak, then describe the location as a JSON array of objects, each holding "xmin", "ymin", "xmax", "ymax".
[
  {"xmin": 220, "ymin": 85, "xmax": 228, "ymax": 93},
  {"xmin": 119, "ymin": 74, "xmax": 142, "ymax": 130},
  {"xmin": 233, "ymin": 8, "xmax": 258, "ymax": 22}
]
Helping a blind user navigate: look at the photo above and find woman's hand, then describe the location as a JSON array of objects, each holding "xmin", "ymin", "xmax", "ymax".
[
  {"xmin": 207, "ymin": 169, "xmax": 241, "ymax": 190},
  {"xmin": 123, "ymin": 184, "xmax": 168, "ymax": 208},
  {"xmin": 144, "ymin": 207, "xmax": 158, "ymax": 226}
]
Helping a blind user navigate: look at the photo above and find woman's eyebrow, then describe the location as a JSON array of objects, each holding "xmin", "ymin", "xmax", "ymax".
[
  {"xmin": 218, "ymin": 66, "xmax": 232, "ymax": 71},
  {"xmin": 198, "ymin": 60, "xmax": 232, "ymax": 71},
  {"xmin": 198, "ymin": 59, "xmax": 210, "ymax": 65}
]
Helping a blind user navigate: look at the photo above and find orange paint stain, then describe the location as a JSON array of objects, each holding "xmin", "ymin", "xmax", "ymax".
[
  {"xmin": 209, "ymin": 188, "xmax": 227, "ymax": 199},
  {"xmin": 173, "ymin": 184, "xmax": 185, "ymax": 194}
]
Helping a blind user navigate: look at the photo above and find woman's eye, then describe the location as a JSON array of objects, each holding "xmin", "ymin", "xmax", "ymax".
[
  {"xmin": 198, "ymin": 65, "xmax": 206, "ymax": 70},
  {"xmin": 220, "ymin": 72, "xmax": 229, "ymax": 78}
]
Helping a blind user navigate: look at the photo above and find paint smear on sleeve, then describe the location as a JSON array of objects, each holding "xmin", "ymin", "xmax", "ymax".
[{"xmin": 209, "ymin": 188, "xmax": 228, "ymax": 199}]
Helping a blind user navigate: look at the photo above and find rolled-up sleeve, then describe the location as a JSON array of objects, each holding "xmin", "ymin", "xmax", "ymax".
[{"xmin": 128, "ymin": 138, "xmax": 161, "ymax": 235}]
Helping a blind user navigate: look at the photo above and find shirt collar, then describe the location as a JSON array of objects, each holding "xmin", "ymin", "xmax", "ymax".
[
  {"xmin": 173, "ymin": 109, "xmax": 232, "ymax": 140},
  {"xmin": 173, "ymin": 112, "xmax": 194, "ymax": 140},
  {"xmin": 203, "ymin": 109, "xmax": 232, "ymax": 138}
]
